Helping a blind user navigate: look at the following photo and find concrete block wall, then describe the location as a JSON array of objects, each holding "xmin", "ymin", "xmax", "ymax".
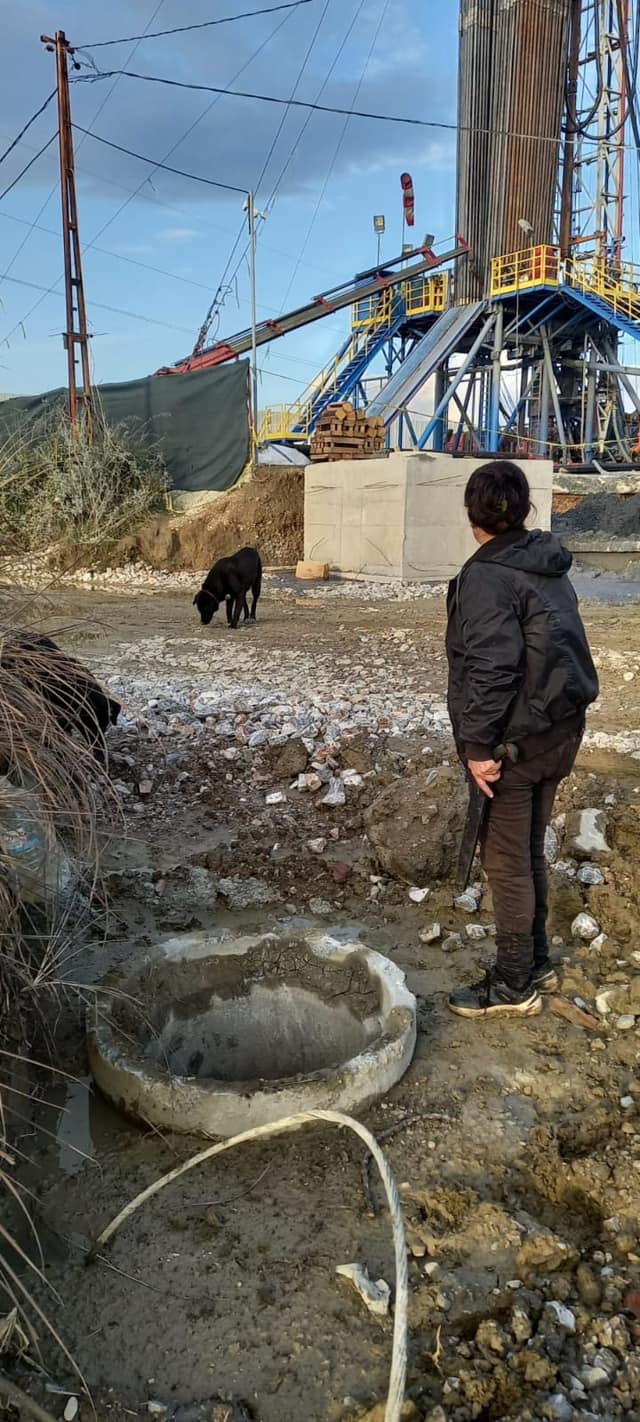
[{"xmin": 304, "ymin": 454, "xmax": 554, "ymax": 581}]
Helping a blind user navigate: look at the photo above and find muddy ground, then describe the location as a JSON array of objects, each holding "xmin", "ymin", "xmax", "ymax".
[{"xmin": 5, "ymin": 575, "xmax": 640, "ymax": 1422}]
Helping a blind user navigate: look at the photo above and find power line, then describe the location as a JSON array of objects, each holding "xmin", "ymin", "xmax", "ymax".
[
  {"xmin": 280, "ymin": 0, "xmax": 388, "ymax": 308},
  {"xmin": 204, "ymin": 0, "xmax": 366, "ymax": 355},
  {"xmin": 0, "ymin": 209, "xmax": 221, "ymax": 294},
  {"xmin": 264, "ymin": 0, "xmax": 362, "ymax": 207},
  {"xmin": 79, "ymin": 0, "xmax": 316, "ymax": 47},
  {"xmin": 0, "ymin": 273, "xmax": 194, "ymax": 335},
  {"xmin": 0, "ymin": 0, "xmax": 169, "ymax": 341},
  {"xmin": 75, "ymin": 65, "xmax": 640, "ymax": 149},
  {"xmin": 191, "ymin": 0, "xmax": 334, "ymax": 355},
  {"xmin": 0, "ymin": 92, "xmax": 57, "ymax": 168},
  {"xmin": 71, "ymin": 125, "xmax": 249, "ymax": 193},
  {"xmin": 0, "ymin": 134, "xmax": 58, "ymax": 204},
  {"xmin": 0, "ymin": 0, "xmax": 302, "ymax": 352}
]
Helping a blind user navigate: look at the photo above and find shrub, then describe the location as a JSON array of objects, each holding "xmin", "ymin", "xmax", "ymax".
[{"xmin": 0, "ymin": 408, "xmax": 168, "ymax": 556}]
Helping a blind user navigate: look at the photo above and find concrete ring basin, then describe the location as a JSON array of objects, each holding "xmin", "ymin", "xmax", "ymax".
[{"xmin": 87, "ymin": 929, "xmax": 417, "ymax": 1137}]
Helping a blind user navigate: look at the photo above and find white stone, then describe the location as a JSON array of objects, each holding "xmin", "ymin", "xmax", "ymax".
[
  {"xmin": 620, "ymin": 1095, "xmax": 635, "ymax": 1109},
  {"xmin": 465, "ymin": 923, "xmax": 486, "ymax": 941},
  {"xmin": 409, "ymin": 886, "xmax": 430, "ymax": 903},
  {"xmin": 265, "ymin": 791, "xmax": 287, "ymax": 805},
  {"xmin": 419, "ymin": 923, "xmax": 441, "ymax": 944},
  {"xmin": 336, "ymin": 1262, "xmax": 390, "ymax": 1316},
  {"xmin": 309, "ymin": 897, "xmax": 333, "ymax": 917},
  {"xmin": 294, "ymin": 772, "xmax": 323, "ymax": 793},
  {"xmin": 576, "ymin": 863, "xmax": 605, "ymax": 886},
  {"xmin": 571, "ymin": 912, "xmax": 600, "ymax": 942},
  {"xmin": 592, "ymin": 933, "xmax": 609, "ymax": 952},
  {"xmin": 64, "ymin": 1400, "xmax": 79, "ymax": 1422},
  {"xmin": 548, "ymin": 1301, "xmax": 576, "ymax": 1332},
  {"xmin": 569, "ymin": 808, "xmax": 610, "ymax": 859},
  {"xmin": 544, "ymin": 825, "xmax": 559, "ymax": 864},
  {"xmin": 616, "ymin": 1015, "xmax": 636, "ymax": 1031},
  {"xmin": 320, "ymin": 777, "xmax": 346, "ymax": 808},
  {"xmin": 455, "ymin": 891, "xmax": 479, "ymax": 913},
  {"xmin": 307, "ymin": 838, "xmax": 327, "ymax": 855},
  {"xmin": 595, "ymin": 989, "xmax": 616, "ymax": 1017},
  {"xmin": 546, "ymin": 1396, "xmax": 573, "ymax": 1421},
  {"xmin": 581, "ymin": 1366, "xmax": 609, "ymax": 1390}
]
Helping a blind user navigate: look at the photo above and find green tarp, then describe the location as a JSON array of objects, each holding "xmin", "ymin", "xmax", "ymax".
[{"xmin": 0, "ymin": 360, "xmax": 250, "ymax": 493}]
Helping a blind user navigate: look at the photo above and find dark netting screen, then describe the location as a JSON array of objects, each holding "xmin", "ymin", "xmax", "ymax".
[{"xmin": 0, "ymin": 360, "xmax": 250, "ymax": 492}]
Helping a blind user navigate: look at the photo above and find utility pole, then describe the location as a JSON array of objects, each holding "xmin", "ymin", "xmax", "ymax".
[
  {"xmin": 41, "ymin": 30, "xmax": 92, "ymax": 426},
  {"xmin": 246, "ymin": 191, "xmax": 259, "ymax": 455}
]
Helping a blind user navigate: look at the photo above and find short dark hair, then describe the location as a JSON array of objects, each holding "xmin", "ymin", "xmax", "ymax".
[{"xmin": 464, "ymin": 460, "xmax": 531, "ymax": 535}]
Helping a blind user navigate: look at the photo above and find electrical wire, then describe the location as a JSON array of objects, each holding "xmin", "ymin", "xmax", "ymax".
[
  {"xmin": 0, "ymin": 209, "xmax": 221, "ymax": 295},
  {"xmin": 75, "ymin": 64, "xmax": 638, "ymax": 146},
  {"xmin": 0, "ymin": 0, "xmax": 169, "ymax": 344},
  {"xmin": 188, "ymin": 0, "xmax": 334, "ymax": 355},
  {"xmin": 0, "ymin": 0, "xmax": 296, "ymax": 354},
  {"xmin": 264, "ymin": 0, "xmax": 363, "ymax": 208},
  {"xmin": 0, "ymin": 135, "xmax": 58, "ymax": 204},
  {"xmin": 0, "ymin": 93, "xmax": 57, "ymax": 168},
  {"xmin": 198, "ymin": 0, "xmax": 369, "ymax": 355},
  {"xmin": 78, "ymin": 0, "xmax": 316, "ymax": 47},
  {"xmin": 0, "ymin": 273, "xmax": 195, "ymax": 335},
  {"xmin": 280, "ymin": 0, "xmax": 389, "ymax": 309},
  {"xmin": 71, "ymin": 126, "xmax": 249, "ymax": 194}
]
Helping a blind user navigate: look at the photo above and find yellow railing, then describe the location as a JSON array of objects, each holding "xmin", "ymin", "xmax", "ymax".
[
  {"xmin": 491, "ymin": 245, "xmax": 561, "ymax": 296},
  {"xmin": 351, "ymin": 271, "xmax": 448, "ymax": 328},
  {"xmin": 565, "ymin": 255, "xmax": 640, "ymax": 324},
  {"xmin": 259, "ymin": 403, "xmax": 310, "ymax": 442},
  {"xmin": 404, "ymin": 270, "xmax": 448, "ymax": 317},
  {"xmin": 491, "ymin": 245, "xmax": 640, "ymax": 324},
  {"xmin": 351, "ymin": 288, "xmax": 393, "ymax": 329},
  {"xmin": 259, "ymin": 272, "xmax": 449, "ymax": 442}
]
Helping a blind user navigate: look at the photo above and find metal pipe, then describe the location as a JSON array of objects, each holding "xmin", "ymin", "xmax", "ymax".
[
  {"xmin": 247, "ymin": 191, "xmax": 259, "ymax": 453},
  {"xmin": 417, "ymin": 314, "xmax": 496, "ymax": 449},
  {"xmin": 541, "ymin": 324, "xmax": 567, "ymax": 454},
  {"xmin": 488, "ymin": 302, "xmax": 504, "ymax": 450}
]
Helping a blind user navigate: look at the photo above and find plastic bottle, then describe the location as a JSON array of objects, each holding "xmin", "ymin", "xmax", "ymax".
[{"xmin": 0, "ymin": 777, "xmax": 73, "ymax": 903}]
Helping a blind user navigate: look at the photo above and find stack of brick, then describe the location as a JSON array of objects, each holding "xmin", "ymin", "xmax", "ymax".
[{"xmin": 309, "ymin": 402, "xmax": 386, "ymax": 461}]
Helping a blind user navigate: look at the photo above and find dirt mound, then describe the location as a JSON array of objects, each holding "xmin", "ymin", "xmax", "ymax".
[
  {"xmin": 554, "ymin": 490, "xmax": 640, "ymax": 537},
  {"xmin": 115, "ymin": 466, "xmax": 304, "ymax": 572}
]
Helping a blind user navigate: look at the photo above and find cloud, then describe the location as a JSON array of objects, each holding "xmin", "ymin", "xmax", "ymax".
[
  {"xmin": 159, "ymin": 227, "xmax": 198, "ymax": 242},
  {"xmin": 0, "ymin": 0, "xmax": 457, "ymax": 209}
]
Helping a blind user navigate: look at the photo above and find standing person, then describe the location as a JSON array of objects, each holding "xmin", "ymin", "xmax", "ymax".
[{"xmin": 446, "ymin": 461, "xmax": 598, "ymax": 1019}]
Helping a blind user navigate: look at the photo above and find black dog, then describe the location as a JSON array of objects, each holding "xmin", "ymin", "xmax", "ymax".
[
  {"xmin": 0, "ymin": 629, "xmax": 121, "ymax": 766},
  {"xmin": 193, "ymin": 546, "xmax": 262, "ymax": 629}
]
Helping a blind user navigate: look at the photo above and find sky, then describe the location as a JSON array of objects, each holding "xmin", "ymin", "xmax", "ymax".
[{"xmin": 0, "ymin": 0, "xmax": 459, "ymax": 407}]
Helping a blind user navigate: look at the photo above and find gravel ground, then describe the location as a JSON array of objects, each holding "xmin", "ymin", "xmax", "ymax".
[{"xmin": 4, "ymin": 573, "xmax": 640, "ymax": 1422}]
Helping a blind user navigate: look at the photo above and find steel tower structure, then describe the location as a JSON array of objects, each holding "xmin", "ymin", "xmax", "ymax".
[
  {"xmin": 381, "ymin": 0, "xmax": 640, "ymax": 466},
  {"xmin": 167, "ymin": 1, "xmax": 640, "ymax": 466}
]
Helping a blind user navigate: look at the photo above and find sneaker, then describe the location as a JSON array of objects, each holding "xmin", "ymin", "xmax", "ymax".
[
  {"xmin": 448, "ymin": 970, "xmax": 542, "ymax": 1019},
  {"xmin": 531, "ymin": 959, "xmax": 560, "ymax": 993}
]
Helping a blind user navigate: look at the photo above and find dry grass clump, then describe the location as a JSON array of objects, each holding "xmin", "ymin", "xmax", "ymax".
[
  {"xmin": 0, "ymin": 620, "xmax": 119, "ymax": 1388},
  {"xmin": 0, "ymin": 407, "xmax": 167, "ymax": 557}
]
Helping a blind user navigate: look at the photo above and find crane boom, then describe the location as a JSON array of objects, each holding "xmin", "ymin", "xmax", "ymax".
[{"xmin": 157, "ymin": 240, "xmax": 469, "ymax": 376}]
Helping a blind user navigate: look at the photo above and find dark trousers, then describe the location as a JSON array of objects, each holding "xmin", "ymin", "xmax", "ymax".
[{"xmin": 480, "ymin": 733, "xmax": 582, "ymax": 991}]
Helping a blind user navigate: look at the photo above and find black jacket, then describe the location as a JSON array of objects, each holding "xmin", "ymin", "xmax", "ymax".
[{"xmin": 446, "ymin": 529, "xmax": 598, "ymax": 760}]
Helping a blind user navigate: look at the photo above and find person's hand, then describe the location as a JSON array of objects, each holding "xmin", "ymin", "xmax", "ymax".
[{"xmin": 468, "ymin": 758, "xmax": 502, "ymax": 798}]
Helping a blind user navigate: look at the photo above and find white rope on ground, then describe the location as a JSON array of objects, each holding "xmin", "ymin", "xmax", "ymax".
[{"xmin": 91, "ymin": 1108, "xmax": 409, "ymax": 1422}]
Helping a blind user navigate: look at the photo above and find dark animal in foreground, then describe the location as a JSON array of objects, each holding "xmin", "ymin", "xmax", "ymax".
[
  {"xmin": 0, "ymin": 629, "xmax": 121, "ymax": 766},
  {"xmin": 193, "ymin": 547, "xmax": 262, "ymax": 629}
]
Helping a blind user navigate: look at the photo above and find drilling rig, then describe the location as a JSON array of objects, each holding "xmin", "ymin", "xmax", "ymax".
[{"xmin": 166, "ymin": 0, "xmax": 640, "ymax": 467}]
